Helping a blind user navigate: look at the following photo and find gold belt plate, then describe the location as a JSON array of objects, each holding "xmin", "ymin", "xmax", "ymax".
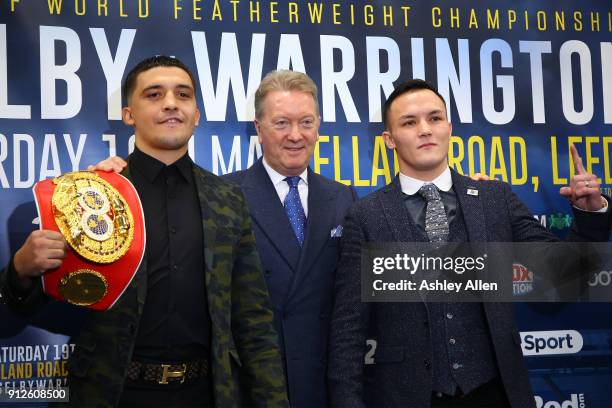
[
  {"xmin": 52, "ymin": 171, "xmax": 134, "ymax": 263},
  {"xmin": 58, "ymin": 269, "xmax": 108, "ymax": 306}
]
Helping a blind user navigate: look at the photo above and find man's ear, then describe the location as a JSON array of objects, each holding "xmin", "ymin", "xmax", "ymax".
[
  {"xmin": 122, "ymin": 107, "xmax": 134, "ymax": 126},
  {"xmin": 383, "ymin": 130, "xmax": 396, "ymax": 149},
  {"xmin": 195, "ymin": 107, "xmax": 200, "ymax": 126},
  {"xmin": 254, "ymin": 119, "xmax": 263, "ymax": 144}
]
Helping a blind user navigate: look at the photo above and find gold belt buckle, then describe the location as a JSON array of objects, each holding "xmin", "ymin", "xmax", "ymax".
[{"xmin": 159, "ymin": 363, "xmax": 187, "ymax": 384}]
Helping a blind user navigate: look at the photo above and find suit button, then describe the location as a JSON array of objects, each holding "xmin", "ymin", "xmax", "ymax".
[
  {"xmin": 423, "ymin": 320, "xmax": 429, "ymax": 326},
  {"xmin": 264, "ymin": 270, "xmax": 271, "ymax": 276},
  {"xmin": 424, "ymin": 359, "xmax": 431, "ymax": 369}
]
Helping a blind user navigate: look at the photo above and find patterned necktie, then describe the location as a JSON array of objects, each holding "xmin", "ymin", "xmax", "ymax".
[
  {"xmin": 417, "ymin": 183, "xmax": 449, "ymax": 243},
  {"xmin": 284, "ymin": 176, "xmax": 306, "ymax": 246}
]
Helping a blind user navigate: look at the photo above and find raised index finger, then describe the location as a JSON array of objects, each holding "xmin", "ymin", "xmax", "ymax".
[{"xmin": 570, "ymin": 144, "xmax": 586, "ymax": 175}]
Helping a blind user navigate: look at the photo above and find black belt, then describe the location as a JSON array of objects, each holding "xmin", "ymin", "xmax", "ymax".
[{"xmin": 126, "ymin": 359, "xmax": 209, "ymax": 384}]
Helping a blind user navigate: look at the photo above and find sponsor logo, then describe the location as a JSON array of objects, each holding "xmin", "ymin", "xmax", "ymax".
[
  {"xmin": 534, "ymin": 393, "xmax": 586, "ymax": 408},
  {"xmin": 588, "ymin": 270, "xmax": 612, "ymax": 287},
  {"xmin": 513, "ymin": 263, "xmax": 534, "ymax": 296},
  {"xmin": 533, "ymin": 215, "xmax": 547, "ymax": 227},
  {"xmin": 521, "ymin": 330, "xmax": 583, "ymax": 356},
  {"xmin": 548, "ymin": 213, "xmax": 573, "ymax": 230}
]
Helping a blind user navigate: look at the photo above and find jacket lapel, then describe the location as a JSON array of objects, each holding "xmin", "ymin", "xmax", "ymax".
[
  {"xmin": 379, "ymin": 177, "xmax": 419, "ymax": 242},
  {"xmin": 451, "ymin": 169, "xmax": 487, "ymax": 242},
  {"xmin": 240, "ymin": 160, "xmax": 301, "ymax": 271},
  {"xmin": 379, "ymin": 178, "xmax": 430, "ymax": 304},
  {"xmin": 192, "ymin": 168, "xmax": 220, "ymax": 326}
]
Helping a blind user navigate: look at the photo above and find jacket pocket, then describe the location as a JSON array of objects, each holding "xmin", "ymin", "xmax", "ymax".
[{"xmin": 327, "ymin": 237, "xmax": 340, "ymax": 247}]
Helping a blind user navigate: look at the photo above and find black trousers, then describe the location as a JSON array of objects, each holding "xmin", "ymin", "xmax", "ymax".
[
  {"xmin": 118, "ymin": 376, "xmax": 213, "ymax": 408},
  {"xmin": 430, "ymin": 377, "xmax": 511, "ymax": 408}
]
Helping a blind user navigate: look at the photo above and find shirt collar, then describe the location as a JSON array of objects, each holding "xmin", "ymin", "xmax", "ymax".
[
  {"xmin": 172, "ymin": 152, "xmax": 194, "ymax": 183},
  {"xmin": 399, "ymin": 166, "xmax": 452, "ymax": 195},
  {"xmin": 131, "ymin": 147, "xmax": 193, "ymax": 184},
  {"xmin": 262, "ymin": 157, "xmax": 308, "ymax": 186}
]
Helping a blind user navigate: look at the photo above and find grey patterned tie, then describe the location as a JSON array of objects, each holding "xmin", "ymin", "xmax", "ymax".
[{"xmin": 417, "ymin": 183, "xmax": 449, "ymax": 243}]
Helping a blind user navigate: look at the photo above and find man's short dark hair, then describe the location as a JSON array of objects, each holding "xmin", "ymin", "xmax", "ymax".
[
  {"xmin": 383, "ymin": 79, "xmax": 447, "ymax": 130},
  {"xmin": 123, "ymin": 55, "xmax": 197, "ymax": 103}
]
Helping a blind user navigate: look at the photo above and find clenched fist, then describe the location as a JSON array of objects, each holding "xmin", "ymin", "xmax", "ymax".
[{"xmin": 13, "ymin": 230, "xmax": 68, "ymax": 290}]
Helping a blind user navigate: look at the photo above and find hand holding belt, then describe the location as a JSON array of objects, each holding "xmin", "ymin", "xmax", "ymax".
[{"xmin": 33, "ymin": 171, "xmax": 145, "ymax": 311}]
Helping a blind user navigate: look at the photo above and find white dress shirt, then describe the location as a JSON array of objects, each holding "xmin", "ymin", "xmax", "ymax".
[
  {"xmin": 398, "ymin": 166, "xmax": 453, "ymax": 196},
  {"xmin": 262, "ymin": 157, "xmax": 309, "ymax": 216},
  {"xmin": 398, "ymin": 165, "xmax": 607, "ymax": 213}
]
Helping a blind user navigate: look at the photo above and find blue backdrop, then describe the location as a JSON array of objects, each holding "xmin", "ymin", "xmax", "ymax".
[{"xmin": 1, "ymin": 1, "xmax": 611, "ymax": 406}]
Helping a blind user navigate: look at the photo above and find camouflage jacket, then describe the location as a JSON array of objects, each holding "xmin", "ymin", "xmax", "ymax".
[{"xmin": 1, "ymin": 163, "xmax": 288, "ymax": 408}]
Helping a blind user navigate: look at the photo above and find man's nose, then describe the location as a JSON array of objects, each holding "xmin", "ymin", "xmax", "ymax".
[
  {"xmin": 287, "ymin": 123, "xmax": 302, "ymax": 141},
  {"xmin": 418, "ymin": 120, "xmax": 432, "ymax": 136},
  {"xmin": 163, "ymin": 93, "xmax": 177, "ymax": 110}
]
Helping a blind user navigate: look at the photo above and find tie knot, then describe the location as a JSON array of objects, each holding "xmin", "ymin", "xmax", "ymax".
[
  {"xmin": 285, "ymin": 176, "xmax": 301, "ymax": 188},
  {"xmin": 417, "ymin": 183, "xmax": 441, "ymax": 202}
]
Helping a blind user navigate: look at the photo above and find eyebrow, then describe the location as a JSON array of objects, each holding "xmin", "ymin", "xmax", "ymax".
[
  {"xmin": 141, "ymin": 83, "xmax": 194, "ymax": 93},
  {"xmin": 270, "ymin": 113, "xmax": 316, "ymax": 120},
  {"xmin": 398, "ymin": 109, "xmax": 444, "ymax": 120}
]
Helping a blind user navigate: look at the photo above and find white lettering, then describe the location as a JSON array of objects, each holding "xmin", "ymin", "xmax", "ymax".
[
  {"xmin": 519, "ymin": 41, "xmax": 552, "ymax": 123},
  {"xmin": 0, "ymin": 24, "xmax": 31, "ymax": 119},
  {"xmin": 276, "ymin": 34, "xmax": 306, "ymax": 73},
  {"xmin": 560, "ymin": 41, "xmax": 594, "ymax": 125},
  {"xmin": 480, "ymin": 39, "xmax": 515, "ymax": 124},
  {"xmin": 90, "ymin": 28, "xmax": 135, "ymax": 120},
  {"xmin": 436, "ymin": 38, "xmax": 472, "ymax": 123},
  {"xmin": 366, "ymin": 36, "xmax": 400, "ymax": 123},
  {"xmin": 192, "ymin": 32, "xmax": 265, "ymax": 121},
  {"xmin": 40, "ymin": 26, "xmax": 82, "ymax": 119},
  {"xmin": 320, "ymin": 35, "xmax": 360, "ymax": 122}
]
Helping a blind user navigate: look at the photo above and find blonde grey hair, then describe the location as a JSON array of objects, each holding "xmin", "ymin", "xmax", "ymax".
[{"xmin": 254, "ymin": 70, "xmax": 319, "ymax": 119}]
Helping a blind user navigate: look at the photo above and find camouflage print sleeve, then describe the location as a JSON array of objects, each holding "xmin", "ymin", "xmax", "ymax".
[{"xmin": 230, "ymin": 194, "xmax": 289, "ymax": 407}]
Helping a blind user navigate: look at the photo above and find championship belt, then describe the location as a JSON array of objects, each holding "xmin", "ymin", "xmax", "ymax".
[{"xmin": 33, "ymin": 171, "xmax": 145, "ymax": 311}]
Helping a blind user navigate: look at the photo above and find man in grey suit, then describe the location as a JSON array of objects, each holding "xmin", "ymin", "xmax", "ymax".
[{"xmin": 327, "ymin": 79, "xmax": 611, "ymax": 407}]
